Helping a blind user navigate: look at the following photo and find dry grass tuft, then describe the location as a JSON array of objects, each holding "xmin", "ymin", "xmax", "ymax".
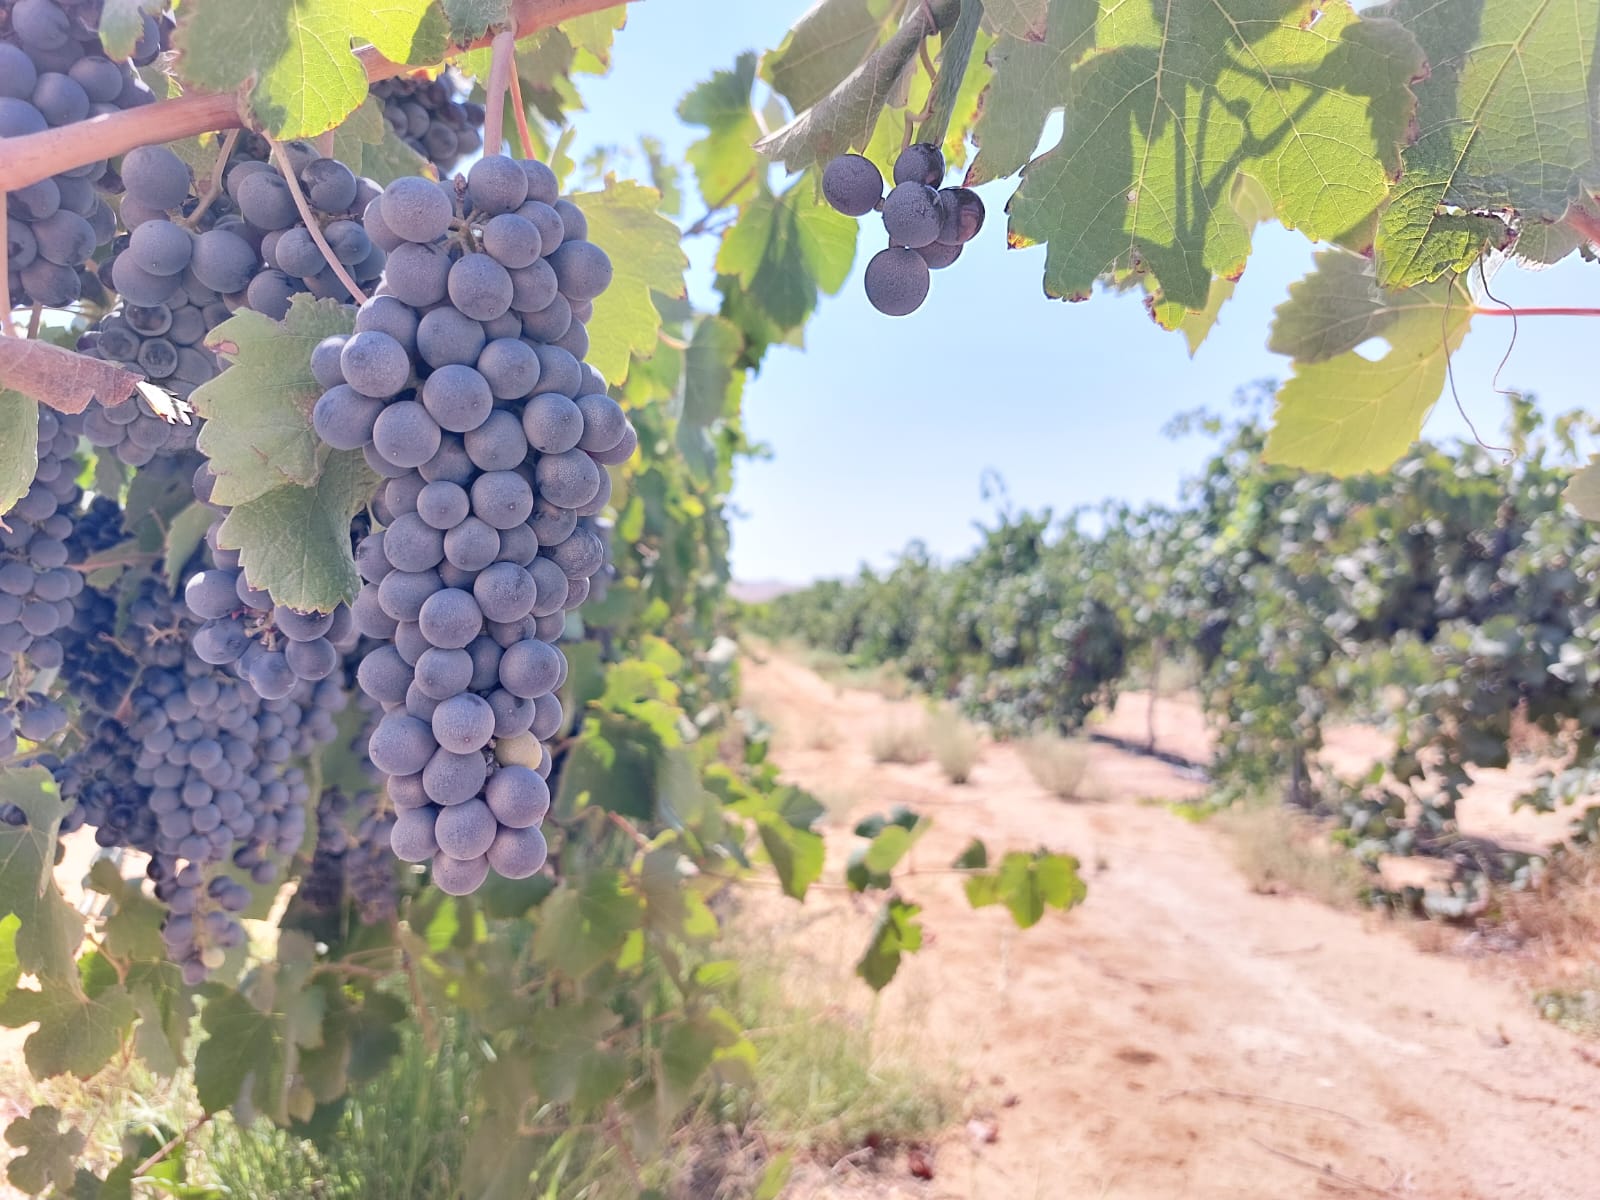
[
  {"xmin": 925, "ymin": 707, "xmax": 980, "ymax": 784},
  {"xmin": 1217, "ymin": 806, "xmax": 1368, "ymax": 910},
  {"xmin": 869, "ymin": 717, "xmax": 930, "ymax": 765},
  {"xmin": 1019, "ymin": 734, "xmax": 1093, "ymax": 800}
]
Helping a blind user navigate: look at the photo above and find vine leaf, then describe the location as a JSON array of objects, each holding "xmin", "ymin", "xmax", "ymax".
[
  {"xmin": 163, "ymin": 502, "xmax": 217, "ymax": 595},
  {"xmin": 89, "ymin": 861, "xmax": 166, "ymax": 965},
  {"xmin": 1263, "ymin": 250, "xmax": 1473, "ymax": 477},
  {"xmin": 127, "ymin": 962, "xmax": 193, "ymax": 1078},
  {"xmin": 679, "ymin": 53, "xmax": 763, "ymax": 212},
  {"xmin": 759, "ymin": 0, "xmax": 902, "ymax": 116},
  {"xmin": 0, "ymin": 391, "xmax": 38, "ymax": 518},
  {"xmin": 215, "ymin": 449, "xmax": 378, "ymax": 612},
  {"xmin": 193, "ymin": 989, "xmax": 286, "ymax": 1116},
  {"xmin": 4, "ymin": 1106, "xmax": 84, "ymax": 1196},
  {"xmin": 440, "ymin": 0, "xmax": 511, "ymax": 43},
  {"xmin": 95, "ymin": 0, "xmax": 164, "ymax": 61},
  {"xmin": 331, "ymin": 95, "xmax": 431, "ymax": 186},
  {"xmin": 195, "ymin": 297, "xmax": 357, "ymax": 509},
  {"xmin": 0, "ymin": 963, "xmax": 137, "ymax": 1080},
  {"xmin": 1372, "ymin": 0, "xmax": 1598, "ymax": 288},
  {"xmin": 571, "ymin": 181, "xmax": 688, "ymax": 383},
  {"xmin": 678, "ymin": 316, "xmax": 743, "ymax": 483},
  {"xmin": 756, "ymin": 0, "xmax": 958, "ymax": 171},
  {"xmin": 1007, "ymin": 3, "xmax": 1423, "ymax": 313},
  {"xmin": 1564, "ymin": 457, "xmax": 1600, "ymax": 522},
  {"xmin": 982, "ymin": 0, "xmax": 1049, "ymax": 41},
  {"xmin": 716, "ymin": 180, "xmax": 856, "ymax": 330},
  {"xmin": 754, "ymin": 813, "xmax": 823, "ymax": 900},
  {"xmin": 0, "ymin": 767, "xmax": 81, "ymax": 984},
  {"xmin": 0, "ymin": 337, "xmax": 140, "ymax": 416},
  {"xmin": 965, "ymin": 850, "xmax": 1086, "ymax": 928},
  {"xmin": 967, "ymin": 0, "xmax": 1094, "ymax": 185},
  {"xmin": 172, "ymin": 0, "xmax": 450, "ymax": 138},
  {"xmin": 856, "ymin": 897, "xmax": 923, "ymax": 990},
  {"xmin": 526, "ymin": 1001, "xmax": 619, "ymax": 1106},
  {"xmin": 532, "ymin": 872, "xmax": 645, "ymax": 979}
]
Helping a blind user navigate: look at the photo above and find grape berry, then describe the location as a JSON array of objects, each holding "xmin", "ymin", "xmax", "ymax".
[{"xmin": 821, "ymin": 143, "xmax": 985, "ymax": 316}]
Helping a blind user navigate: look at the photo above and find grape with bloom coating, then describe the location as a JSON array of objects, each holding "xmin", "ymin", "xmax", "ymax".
[{"xmin": 822, "ymin": 153, "xmax": 884, "ymax": 217}]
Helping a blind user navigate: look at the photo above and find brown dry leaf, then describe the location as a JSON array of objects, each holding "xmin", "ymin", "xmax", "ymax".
[{"xmin": 0, "ymin": 336, "xmax": 140, "ymax": 414}]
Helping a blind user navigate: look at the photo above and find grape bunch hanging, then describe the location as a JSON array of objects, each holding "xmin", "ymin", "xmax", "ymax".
[
  {"xmin": 821, "ymin": 142, "xmax": 984, "ymax": 316},
  {"xmin": 0, "ymin": 0, "xmax": 638, "ymax": 975}
]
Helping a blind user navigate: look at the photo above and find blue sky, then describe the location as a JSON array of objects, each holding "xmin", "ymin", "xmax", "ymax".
[{"xmin": 573, "ymin": 1, "xmax": 1600, "ymax": 584}]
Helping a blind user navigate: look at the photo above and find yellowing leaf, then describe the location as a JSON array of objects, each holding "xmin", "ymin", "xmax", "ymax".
[
  {"xmin": 1008, "ymin": 2, "xmax": 1423, "ymax": 311},
  {"xmin": 173, "ymin": 0, "xmax": 450, "ymax": 138},
  {"xmin": 571, "ymin": 181, "xmax": 688, "ymax": 384},
  {"xmin": 1263, "ymin": 250, "xmax": 1474, "ymax": 476}
]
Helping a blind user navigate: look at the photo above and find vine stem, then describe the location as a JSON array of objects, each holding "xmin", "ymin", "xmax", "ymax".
[
  {"xmin": 0, "ymin": 0, "xmax": 634, "ymax": 191},
  {"xmin": 1471, "ymin": 306, "xmax": 1600, "ymax": 318},
  {"xmin": 180, "ymin": 128, "xmax": 239, "ymax": 230},
  {"xmin": 483, "ymin": 29, "xmax": 517, "ymax": 157},
  {"xmin": 271, "ymin": 142, "xmax": 370, "ymax": 305},
  {"xmin": 507, "ymin": 53, "xmax": 536, "ymax": 159}
]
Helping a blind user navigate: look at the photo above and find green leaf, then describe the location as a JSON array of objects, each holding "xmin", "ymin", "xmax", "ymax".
[
  {"xmin": 441, "ymin": 0, "xmax": 510, "ymax": 43},
  {"xmin": 127, "ymin": 962, "xmax": 193, "ymax": 1078},
  {"xmin": 754, "ymin": 812, "xmax": 823, "ymax": 900},
  {"xmin": 331, "ymin": 96, "xmax": 434, "ymax": 185},
  {"xmin": 658, "ymin": 1014, "xmax": 735, "ymax": 1111},
  {"xmin": 760, "ymin": 0, "xmax": 897, "ymax": 114},
  {"xmin": 855, "ymin": 897, "xmax": 922, "ymax": 990},
  {"xmin": 89, "ymin": 861, "xmax": 166, "ymax": 964},
  {"xmin": 861, "ymin": 822, "xmax": 921, "ymax": 873},
  {"xmin": 754, "ymin": 1153, "xmax": 793, "ymax": 1200},
  {"xmin": 756, "ymin": 0, "xmax": 953, "ymax": 171},
  {"xmin": 0, "ymin": 766, "xmax": 81, "ymax": 983},
  {"xmin": 569, "ymin": 181, "xmax": 687, "ymax": 383},
  {"xmin": 195, "ymin": 298, "xmax": 358, "ymax": 507},
  {"xmin": 5, "ymin": 1107, "xmax": 84, "ymax": 1196},
  {"xmin": 0, "ymin": 976, "xmax": 137, "ymax": 1080},
  {"xmin": 982, "ymin": 0, "xmax": 1049, "ymax": 40},
  {"xmin": 951, "ymin": 838, "xmax": 988, "ymax": 870},
  {"xmin": 679, "ymin": 53, "xmax": 762, "ymax": 211},
  {"xmin": 1263, "ymin": 251, "xmax": 1474, "ymax": 476},
  {"xmin": 845, "ymin": 846, "xmax": 891, "ymax": 893},
  {"xmin": 172, "ymin": 0, "xmax": 449, "ymax": 138},
  {"xmin": 1373, "ymin": 0, "xmax": 1597, "ymax": 287},
  {"xmin": 163, "ymin": 502, "xmax": 216, "ymax": 594},
  {"xmin": 532, "ymin": 872, "xmax": 645, "ymax": 978},
  {"xmin": 96, "ymin": 0, "xmax": 163, "ymax": 61},
  {"xmin": 716, "ymin": 181, "xmax": 857, "ymax": 330},
  {"xmin": 1007, "ymin": 3, "xmax": 1423, "ymax": 310},
  {"xmin": 193, "ymin": 988, "xmax": 286, "ymax": 1116},
  {"xmin": 214, "ymin": 447, "xmax": 376, "ymax": 612},
  {"xmin": 563, "ymin": 6, "xmax": 629, "ymax": 72},
  {"xmin": 678, "ymin": 316, "xmax": 743, "ymax": 481},
  {"xmin": 1565, "ymin": 458, "xmax": 1600, "ymax": 521},
  {"xmin": 525, "ymin": 1001, "xmax": 618, "ymax": 1104},
  {"xmin": 964, "ymin": 850, "xmax": 1086, "ymax": 929},
  {"xmin": 0, "ymin": 392, "xmax": 39, "ymax": 518}
]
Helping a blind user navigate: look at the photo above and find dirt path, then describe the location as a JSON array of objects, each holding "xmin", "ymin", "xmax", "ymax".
[{"xmin": 741, "ymin": 652, "xmax": 1600, "ymax": 1200}]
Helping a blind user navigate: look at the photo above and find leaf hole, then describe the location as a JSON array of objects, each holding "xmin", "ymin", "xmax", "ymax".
[{"xmin": 1351, "ymin": 337, "xmax": 1390, "ymax": 362}]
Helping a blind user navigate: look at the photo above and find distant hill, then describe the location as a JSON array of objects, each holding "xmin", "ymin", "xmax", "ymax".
[{"xmin": 730, "ymin": 579, "xmax": 800, "ymax": 603}]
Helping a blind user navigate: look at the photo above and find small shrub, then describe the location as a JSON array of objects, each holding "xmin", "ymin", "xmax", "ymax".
[
  {"xmin": 925, "ymin": 708, "xmax": 979, "ymax": 783},
  {"xmin": 1218, "ymin": 806, "xmax": 1367, "ymax": 909},
  {"xmin": 1019, "ymin": 733, "xmax": 1092, "ymax": 799},
  {"xmin": 869, "ymin": 717, "xmax": 930, "ymax": 764}
]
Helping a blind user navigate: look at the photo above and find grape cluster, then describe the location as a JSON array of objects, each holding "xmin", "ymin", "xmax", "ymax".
[
  {"xmin": 314, "ymin": 155, "xmax": 633, "ymax": 895},
  {"xmin": 371, "ymin": 74, "xmax": 484, "ymax": 176},
  {"xmin": 0, "ymin": 407, "xmax": 84, "ymax": 749},
  {"xmin": 53, "ymin": 572, "xmax": 349, "ymax": 982},
  {"xmin": 300, "ymin": 788, "xmax": 398, "ymax": 924},
  {"xmin": 821, "ymin": 143, "xmax": 984, "ymax": 316},
  {"xmin": 2, "ymin": 0, "xmax": 160, "ymax": 309},
  {"xmin": 83, "ymin": 141, "xmax": 388, "ymax": 465}
]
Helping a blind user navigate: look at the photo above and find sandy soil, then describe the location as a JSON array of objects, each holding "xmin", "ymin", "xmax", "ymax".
[{"xmin": 740, "ymin": 653, "xmax": 1600, "ymax": 1200}]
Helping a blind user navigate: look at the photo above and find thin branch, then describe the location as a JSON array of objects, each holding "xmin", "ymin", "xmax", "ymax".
[
  {"xmin": 483, "ymin": 29, "xmax": 517, "ymax": 157},
  {"xmin": 0, "ymin": 199, "xmax": 11, "ymax": 333},
  {"xmin": 507, "ymin": 54, "xmax": 537, "ymax": 160},
  {"xmin": 682, "ymin": 165, "xmax": 759, "ymax": 237},
  {"xmin": 1247, "ymin": 1138, "xmax": 1399, "ymax": 1198},
  {"xmin": 25, "ymin": 305, "xmax": 40, "ymax": 339},
  {"xmin": 134, "ymin": 1114, "xmax": 211, "ymax": 1177},
  {"xmin": 0, "ymin": 0, "xmax": 637, "ymax": 190},
  {"xmin": 1472, "ymin": 306, "xmax": 1600, "ymax": 318},
  {"xmin": 181, "ymin": 129, "xmax": 240, "ymax": 230},
  {"xmin": 271, "ymin": 142, "xmax": 369, "ymax": 305}
]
